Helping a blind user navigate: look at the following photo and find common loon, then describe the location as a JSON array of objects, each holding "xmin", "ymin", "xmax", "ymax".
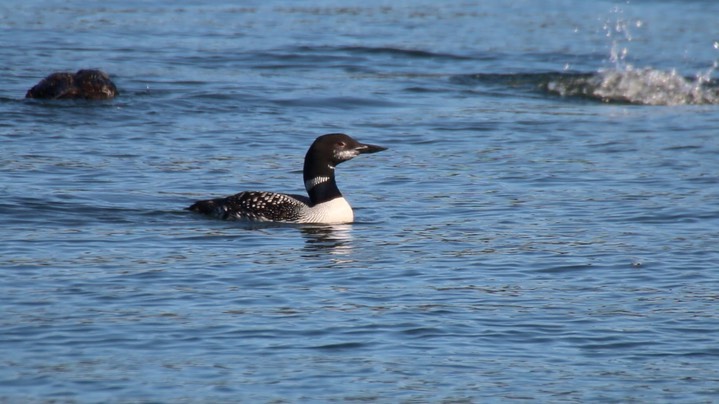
[{"xmin": 188, "ymin": 133, "xmax": 387, "ymax": 224}]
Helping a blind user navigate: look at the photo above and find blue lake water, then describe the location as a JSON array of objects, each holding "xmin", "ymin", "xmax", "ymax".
[{"xmin": 2, "ymin": 0, "xmax": 719, "ymax": 401}]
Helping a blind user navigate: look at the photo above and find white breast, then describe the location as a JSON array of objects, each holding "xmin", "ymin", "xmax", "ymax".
[{"xmin": 301, "ymin": 197, "xmax": 354, "ymax": 224}]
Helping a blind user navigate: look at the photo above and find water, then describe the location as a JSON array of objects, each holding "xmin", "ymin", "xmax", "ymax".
[{"xmin": 2, "ymin": 0, "xmax": 719, "ymax": 402}]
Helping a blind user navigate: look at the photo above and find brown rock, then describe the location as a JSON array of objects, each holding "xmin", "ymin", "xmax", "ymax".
[{"xmin": 26, "ymin": 69, "xmax": 118, "ymax": 100}]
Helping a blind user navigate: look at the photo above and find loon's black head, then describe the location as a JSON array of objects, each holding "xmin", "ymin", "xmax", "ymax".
[{"xmin": 306, "ymin": 133, "xmax": 387, "ymax": 169}]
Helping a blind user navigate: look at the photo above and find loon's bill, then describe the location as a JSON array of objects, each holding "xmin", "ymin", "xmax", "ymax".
[{"xmin": 188, "ymin": 133, "xmax": 386, "ymax": 224}]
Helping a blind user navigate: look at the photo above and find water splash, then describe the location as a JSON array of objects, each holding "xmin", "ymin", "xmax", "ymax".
[
  {"xmin": 454, "ymin": 70, "xmax": 719, "ymax": 105},
  {"xmin": 602, "ymin": 6, "xmax": 641, "ymax": 69},
  {"xmin": 543, "ymin": 6, "xmax": 719, "ymax": 105},
  {"xmin": 454, "ymin": 6, "xmax": 719, "ymax": 105},
  {"xmin": 545, "ymin": 66, "xmax": 719, "ymax": 105}
]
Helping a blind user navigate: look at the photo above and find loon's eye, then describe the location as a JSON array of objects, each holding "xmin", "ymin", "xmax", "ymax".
[{"xmin": 337, "ymin": 141, "xmax": 346, "ymax": 147}]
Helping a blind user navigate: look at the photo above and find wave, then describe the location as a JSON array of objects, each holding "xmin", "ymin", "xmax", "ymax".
[
  {"xmin": 453, "ymin": 67, "xmax": 719, "ymax": 106},
  {"xmin": 546, "ymin": 67, "xmax": 719, "ymax": 106},
  {"xmin": 336, "ymin": 45, "xmax": 475, "ymax": 61}
]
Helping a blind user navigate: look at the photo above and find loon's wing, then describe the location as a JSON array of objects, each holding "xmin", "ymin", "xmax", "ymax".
[{"xmin": 188, "ymin": 191, "xmax": 310, "ymax": 222}]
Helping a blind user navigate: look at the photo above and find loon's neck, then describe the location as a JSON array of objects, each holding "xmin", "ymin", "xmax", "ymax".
[{"xmin": 304, "ymin": 160, "xmax": 342, "ymax": 205}]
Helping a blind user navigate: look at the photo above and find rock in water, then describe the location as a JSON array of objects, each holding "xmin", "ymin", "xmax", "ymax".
[{"xmin": 26, "ymin": 69, "xmax": 118, "ymax": 100}]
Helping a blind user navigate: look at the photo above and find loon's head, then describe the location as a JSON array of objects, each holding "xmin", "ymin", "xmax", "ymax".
[
  {"xmin": 306, "ymin": 133, "xmax": 387, "ymax": 169},
  {"xmin": 303, "ymin": 133, "xmax": 387, "ymax": 202}
]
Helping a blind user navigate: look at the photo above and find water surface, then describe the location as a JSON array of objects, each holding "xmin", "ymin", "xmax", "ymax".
[{"xmin": 1, "ymin": 0, "xmax": 719, "ymax": 402}]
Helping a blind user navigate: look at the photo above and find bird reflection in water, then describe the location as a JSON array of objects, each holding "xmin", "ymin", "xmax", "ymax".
[{"xmin": 300, "ymin": 224, "xmax": 354, "ymax": 257}]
